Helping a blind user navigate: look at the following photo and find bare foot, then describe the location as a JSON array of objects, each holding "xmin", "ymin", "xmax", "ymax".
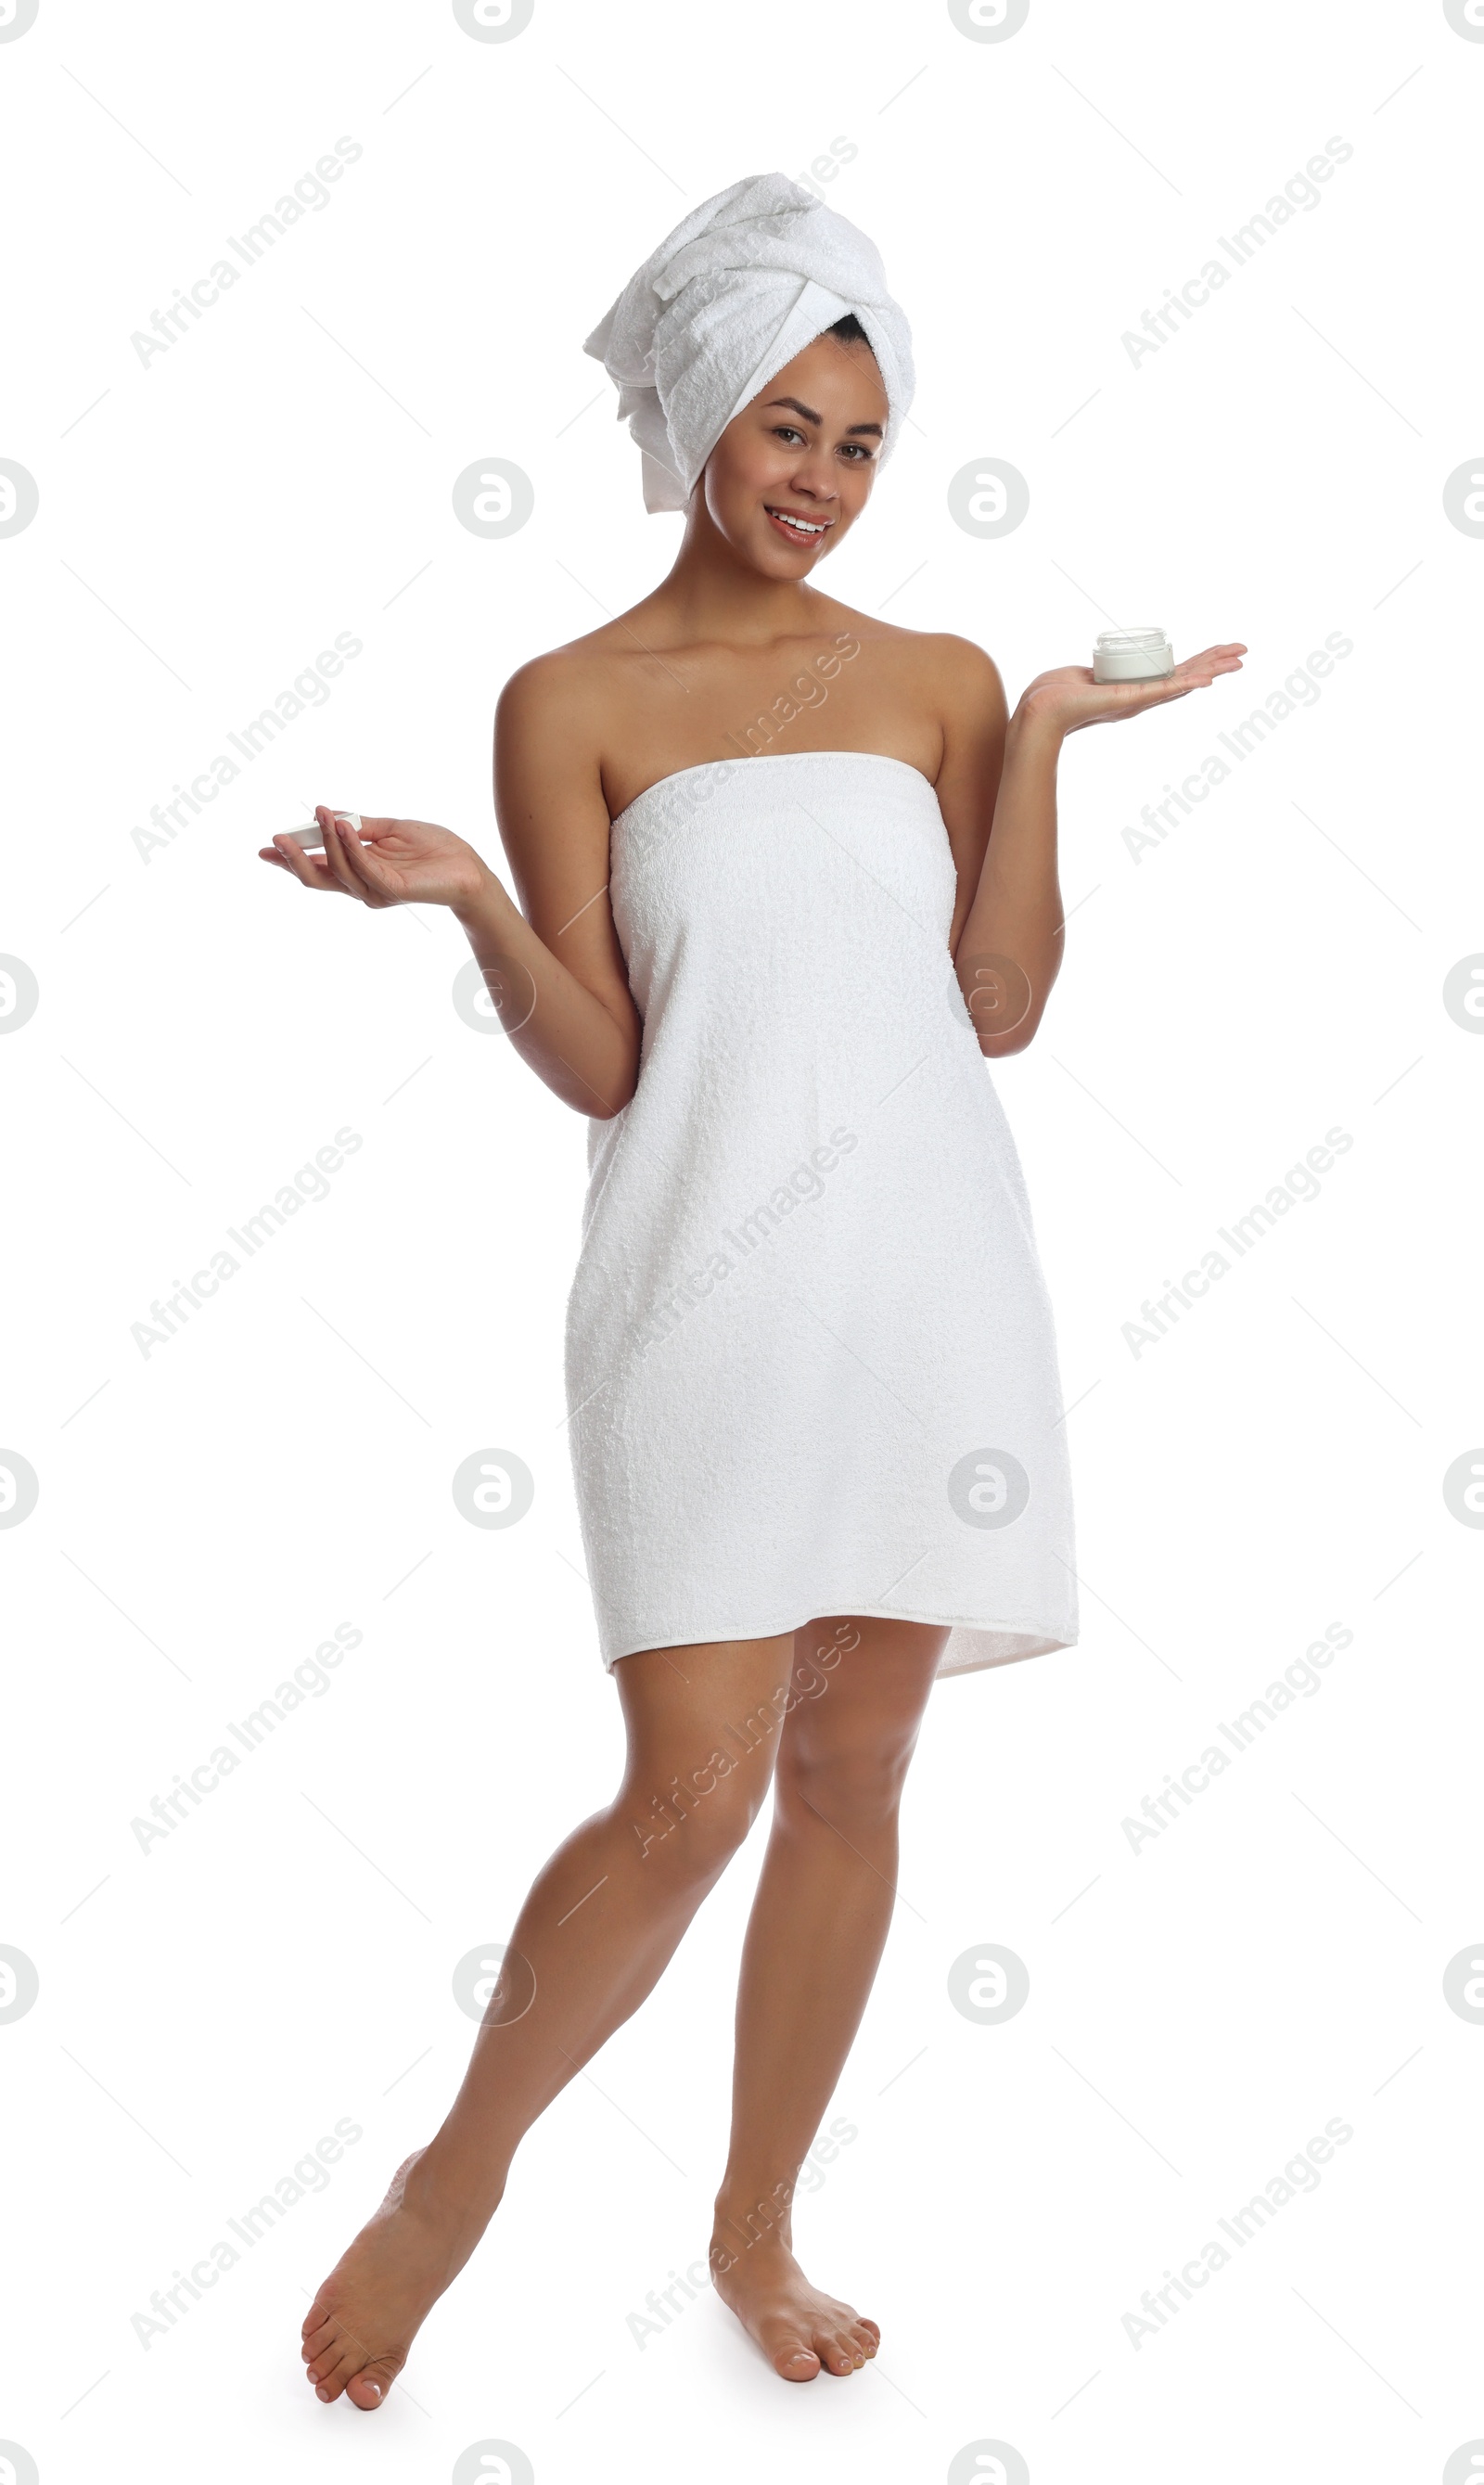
[
  {"xmin": 301, "ymin": 2149, "xmax": 488, "ymax": 2410},
  {"xmin": 709, "ymin": 2224, "xmax": 880, "ymax": 2381}
]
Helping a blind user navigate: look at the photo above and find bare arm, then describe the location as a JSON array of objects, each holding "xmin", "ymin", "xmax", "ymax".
[
  {"xmin": 260, "ymin": 653, "xmax": 642, "ymax": 1121},
  {"xmin": 953, "ymin": 702, "xmax": 1068, "ymax": 1057},
  {"xmin": 457, "ymin": 658, "xmax": 640, "ymax": 1118},
  {"xmin": 944, "ymin": 638, "xmax": 1247, "ymax": 1057}
]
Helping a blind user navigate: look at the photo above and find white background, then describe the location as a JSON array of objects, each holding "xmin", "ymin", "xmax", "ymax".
[{"xmin": 2, "ymin": 2, "xmax": 1479, "ymax": 2479}]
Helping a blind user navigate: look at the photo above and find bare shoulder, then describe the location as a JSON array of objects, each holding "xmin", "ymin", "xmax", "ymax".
[
  {"xmin": 495, "ymin": 631, "xmax": 615, "ymax": 748},
  {"xmin": 921, "ymin": 630, "xmax": 1006, "ymax": 705},
  {"xmin": 889, "ymin": 622, "xmax": 1005, "ymax": 719},
  {"xmin": 819, "ymin": 596, "xmax": 1005, "ymax": 708}
]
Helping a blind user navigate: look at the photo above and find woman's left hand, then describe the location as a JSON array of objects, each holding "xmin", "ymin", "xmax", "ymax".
[{"xmin": 1017, "ymin": 642, "xmax": 1247, "ymax": 737}]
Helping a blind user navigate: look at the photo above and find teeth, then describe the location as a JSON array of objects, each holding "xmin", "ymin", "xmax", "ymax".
[{"xmin": 770, "ymin": 508, "xmax": 825, "ymax": 534}]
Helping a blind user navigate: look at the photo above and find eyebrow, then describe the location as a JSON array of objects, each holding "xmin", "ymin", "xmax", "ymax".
[{"xmin": 764, "ymin": 394, "xmax": 884, "ymax": 440}]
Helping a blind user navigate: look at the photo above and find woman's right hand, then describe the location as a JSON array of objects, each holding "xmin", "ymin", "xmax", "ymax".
[{"xmin": 258, "ymin": 807, "xmax": 493, "ymax": 915}]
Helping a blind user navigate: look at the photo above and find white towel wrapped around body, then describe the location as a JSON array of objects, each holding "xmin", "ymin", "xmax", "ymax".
[{"xmin": 584, "ymin": 172, "xmax": 915, "ymax": 514}]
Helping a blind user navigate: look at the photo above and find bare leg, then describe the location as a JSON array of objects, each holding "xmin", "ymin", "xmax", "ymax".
[
  {"xmin": 709, "ymin": 1613, "xmax": 947, "ymax": 2380},
  {"xmin": 302, "ymin": 1633, "xmax": 795, "ymax": 2409}
]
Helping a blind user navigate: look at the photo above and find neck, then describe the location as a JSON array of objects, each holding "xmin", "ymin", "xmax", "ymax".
[{"xmin": 651, "ymin": 493, "xmax": 832, "ymax": 645}]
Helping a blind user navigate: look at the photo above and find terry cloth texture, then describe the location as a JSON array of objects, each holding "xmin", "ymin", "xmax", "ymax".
[
  {"xmin": 583, "ymin": 171, "xmax": 915, "ymax": 513},
  {"xmin": 564, "ymin": 750, "xmax": 1079, "ymax": 1677}
]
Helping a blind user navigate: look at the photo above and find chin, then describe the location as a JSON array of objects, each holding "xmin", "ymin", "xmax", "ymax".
[
  {"xmin": 754, "ymin": 519, "xmax": 829, "ymax": 572},
  {"xmin": 736, "ymin": 532, "xmax": 810, "ymax": 580},
  {"xmin": 759, "ymin": 544, "xmax": 820, "ymax": 576}
]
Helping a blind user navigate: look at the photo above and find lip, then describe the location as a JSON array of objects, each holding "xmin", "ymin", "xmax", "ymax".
[{"xmin": 764, "ymin": 504, "xmax": 833, "ymax": 542}]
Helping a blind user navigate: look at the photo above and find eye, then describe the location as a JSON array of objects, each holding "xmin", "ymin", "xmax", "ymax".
[
  {"xmin": 839, "ymin": 443, "xmax": 876, "ymax": 462},
  {"xmin": 772, "ymin": 425, "xmax": 808, "ymax": 445}
]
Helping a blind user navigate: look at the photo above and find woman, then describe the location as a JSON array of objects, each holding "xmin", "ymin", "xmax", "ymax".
[{"xmin": 262, "ymin": 173, "xmax": 1244, "ymax": 2408}]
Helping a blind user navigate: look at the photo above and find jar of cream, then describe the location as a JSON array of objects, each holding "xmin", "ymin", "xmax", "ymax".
[{"xmin": 1093, "ymin": 629, "xmax": 1173, "ymax": 683}]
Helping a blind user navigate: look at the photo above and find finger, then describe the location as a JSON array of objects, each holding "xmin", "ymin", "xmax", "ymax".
[
  {"xmin": 317, "ymin": 810, "xmax": 408, "ymax": 851},
  {"xmin": 1176, "ymin": 644, "xmax": 1247, "ymax": 674},
  {"xmin": 259, "ymin": 838, "xmax": 321, "ymax": 864},
  {"xmin": 326, "ymin": 811, "xmax": 396, "ymax": 906},
  {"xmin": 316, "ymin": 806, "xmax": 368, "ymax": 899},
  {"xmin": 267, "ymin": 829, "xmax": 352, "ymax": 893}
]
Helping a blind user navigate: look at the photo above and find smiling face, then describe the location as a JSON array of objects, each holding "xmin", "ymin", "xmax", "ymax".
[{"xmin": 698, "ymin": 329, "xmax": 889, "ymax": 576}]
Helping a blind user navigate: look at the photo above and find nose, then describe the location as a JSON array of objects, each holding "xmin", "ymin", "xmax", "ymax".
[{"xmin": 786, "ymin": 443, "xmax": 839, "ymax": 501}]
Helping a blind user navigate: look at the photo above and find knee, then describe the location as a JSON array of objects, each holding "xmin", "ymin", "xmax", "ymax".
[
  {"xmin": 620, "ymin": 1760, "xmax": 761, "ymax": 1881},
  {"xmin": 777, "ymin": 1736, "xmax": 913, "ymax": 1834}
]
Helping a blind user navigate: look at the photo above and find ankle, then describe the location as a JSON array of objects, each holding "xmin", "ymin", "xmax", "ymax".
[
  {"xmin": 401, "ymin": 2143, "xmax": 505, "ymax": 2250},
  {"xmin": 711, "ymin": 2176, "xmax": 797, "ymax": 2261}
]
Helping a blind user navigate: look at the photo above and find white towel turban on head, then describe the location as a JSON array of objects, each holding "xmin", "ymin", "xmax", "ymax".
[{"xmin": 583, "ymin": 172, "xmax": 915, "ymax": 515}]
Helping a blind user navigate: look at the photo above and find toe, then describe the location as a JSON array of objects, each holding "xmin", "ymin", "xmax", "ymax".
[
  {"xmin": 301, "ymin": 2290, "xmax": 337, "ymax": 2340},
  {"xmin": 818, "ymin": 2328, "xmax": 860, "ymax": 2376},
  {"xmin": 347, "ymin": 2357, "xmax": 399, "ymax": 2411},
  {"xmin": 773, "ymin": 2335, "xmax": 822, "ymax": 2380},
  {"xmin": 312, "ymin": 2353, "xmax": 352, "ymax": 2403},
  {"xmin": 851, "ymin": 2317, "xmax": 880, "ymax": 2358},
  {"xmin": 305, "ymin": 2325, "xmax": 355, "ymax": 2384},
  {"xmin": 302, "ymin": 2317, "xmax": 339, "ymax": 2363}
]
